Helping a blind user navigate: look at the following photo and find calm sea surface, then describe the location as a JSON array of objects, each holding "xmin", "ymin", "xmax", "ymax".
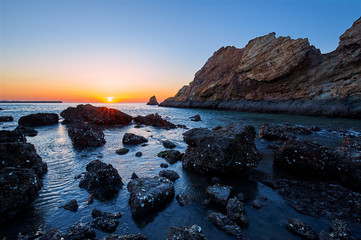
[{"xmin": 1, "ymin": 103, "xmax": 361, "ymax": 240}]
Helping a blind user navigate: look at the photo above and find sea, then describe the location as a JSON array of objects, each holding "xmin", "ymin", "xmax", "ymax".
[{"xmin": 0, "ymin": 103, "xmax": 361, "ymax": 240}]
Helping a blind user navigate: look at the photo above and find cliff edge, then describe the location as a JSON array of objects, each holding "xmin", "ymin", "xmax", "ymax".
[{"xmin": 160, "ymin": 17, "xmax": 361, "ymax": 118}]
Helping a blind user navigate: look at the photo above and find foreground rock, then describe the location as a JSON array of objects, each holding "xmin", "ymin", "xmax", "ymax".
[
  {"xmin": 122, "ymin": 133, "xmax": 148, "ymax": 145},
  {"xmin": 160, "ymin": 18, "xmax": 361, "ymax": 118},
  {"xmin": 182, "ymin": 124, "xmax": 261, "ymax": 174},
  {"xmin": 167, "ymin": 225, "xmax": 207, "ymax": 240},
  {"xmin": 286, "ymin": 218, "xmax": 317, "ymax": 240},
  {"xmin": 61, "ymin": 104, "xmax": 133, "ymax": 125},
  {"xmin": 91, "ymin": 208, "xmax": 122, "ymax": 219},
  {"xmin": 18, "ymin": 228, "xmax": 63, "ymax": 240},
  {"xmin": 159, "ymin": 169, "xmax": 180, "ymax": 181},
  {"xmin": 18, "ymin": 113, "xmax": 59, "ymax": 126},
  {"xmin": 226, "ymin": 197, "xmax": 249, "ymax": 227},
  {"xmin": 79, "ymin": 160, "xmax": 123, "ymax": 200},
  {"xmin": 259, "ymin": 124, "xmax": 311, "ymax": 141},
  {"xmin": 127, "ymin": 176, "xmax": 175, "ymax": 218},
  {"xmin": 208, "ymin": 212, "xmax": 247, "ymax": 239},
  {"xmin": 330, "ymin": 218, "xmax": 352, "ymax": 240},
  {"xmin": 0, "ymin": 130, "xmax": 26, "ymax": 143},
  {"xmin": 134, "ymin": 113, "xmax": 176, "ymax": 129},
  {"xmin": 65, "ymin": 222, "xmax": 96, "ymax": 240},
  {"xmin": 60, "ymin": 199, "xmax": 78, "ymax": 212},
  {"xmin": 206, "ymin": 184, "xmax": 233, "ymax": 206},
  {"xmin": 0, "ymin": 116, "xmax": 13, "ymax": 122},
  {"xmin": 92, "ymin": 217, "xmax": 119, "ymax": 233},
  {"xmin": 115, "ymin": 147, "xmax": 129, "ymax": 155},
  {"xmin": 162, "ymin": 140, "xmax": 176, "ymax": 149},
  {"xmin": 157, "ymin": 150, "xmax": 184, "ymax": 164},
  {"xmin": 146, "ymin": 95, "xmax": 159, "ymax": 105},
  {"xmin": 100, "ymin": 233, "xmax": 147, "ymax": 240},
  {"xmin": 14, "ymin": 126, "xmax": 38, "ymax": 137},
  {"xmin": 67, "ymin": 122, "xmax": 106, "ymax": 147},
  {"xmin": 189, "ymin": 114, "xmax": 201, "ymax": 121}
]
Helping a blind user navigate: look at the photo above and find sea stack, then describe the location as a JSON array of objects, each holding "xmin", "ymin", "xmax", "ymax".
[{"xmin": 146, "ymin": 95, "xmax": 159, "ymax": 105}]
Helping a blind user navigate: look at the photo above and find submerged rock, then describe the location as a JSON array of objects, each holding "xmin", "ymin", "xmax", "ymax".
[
  {"xmin": 122, "ymin": 133, "xmax": 148, "ymax": 145},
  {"xmin": 206, "ymin": 184, "xmax": 233, "ymax": 206},
  {"xmin": 91, "ymin": 208, "xmax": 122, "ymax": 219},
  {"xmin": 67, "ymin": 122, "xmax": 106, "ymax": 147},
  {"xmin": 60, "ymin": 199, "xmax": 78, "ymax": 212},
  {"xmin": 176, "ymin": 193, "xmax": 192, "ymax": 207},
  {"xmin": 116, "ymin": 147, "xmax": 129, "ymax": 155},
  {"xmin": 208, "ymin": 211, "xmax": 247, "ymax": 239},
  {"xmin": 167, "ymin": 225, "xmax": 207, "ymax": 240},
  {"xmin": 159, "ymin": 169, "xmax": 180, "ymax": 181},
  {"xmin": 18, "ymin": 113, "xmax": 59, "ymax": 126},
  {"xmin": 79, "ymin": 160, "xmax": 123, "ymax": 200},
  {"xmin": 127, "ymin": 176, "xmax": 175, "ymax": 219},
  {"xmin": 100, "ymin": 233, "xmax": 147, "ymax": 240},
  {"xmin": 182, "ymin": 124, "xmax": 261, "ymax": 175},
  {"xmin": 189, "ymin": 114, "xmax": 201, "ymax": 122},
  {"xmin": 14, "ymin": 126, "xmax": 38, "ymax": 137},
  {"xmin": 286, "ymin": 218, "xmax": 317, "ymax": 240},
  {"xmin": 157, "ymin": 150, "xmax": 183, "ymax": 164},
  {"xmin": 0, "ymin": 116, "xmax": 13, "ymax": 122},
  {"xmin": 162, "ymin": 140, "xmax": 176, "ymax": 149},
  {"xmin": 65, "ymin": 222, "xmax": 96, "ymax": 240},
  {"xmin": 146, "ymin": 96, "xmax": 159, "ymax": 105},
  {"xmin": 259, "ymin": 123, "xmax": 311, "ymax": 141},
  {"xmin": 0, "ymin": 130, "xmax": 26, "ymax": 143},
  {"xmin": 226, "ymin": 197, "xmax": 249, "ymax": 227},
  {"xmin": 134, "ymin": 113, "xmax": 176, "ymax": 129}
]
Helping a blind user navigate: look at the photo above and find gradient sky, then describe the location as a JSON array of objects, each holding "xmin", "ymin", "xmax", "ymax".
[{"xmin": 0, "ymin": 0, "xmax": 360, "ymax": 103}]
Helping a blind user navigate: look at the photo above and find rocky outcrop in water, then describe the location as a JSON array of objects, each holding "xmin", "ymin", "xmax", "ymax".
[
  {"xmin": 65, "ymin": 222, "xmax": 96, "ymax": 240},
  {"xmin": 208, "ymin": 211, "xmax": 247, "ymax": 239},
  {"xmin": 286, "ymin": 218, "xmax": 317, "ymax": 240},
  {"xmin": 0, "ymin": 130, "xmax": 26, "ymax": 143},
  {"xmin": 259, "ymin": 124, "xmax": 311, "ymax": 141},
  {"xmin": 14, "ymin": 126, "xmax": 38, "ymax": 137},
  {"xmin": 122, "ymin": 133, "xmax": 148, "ymax": 145},
  {"xmin": 159, "ymin": 169, "xmax": 180, "ymax": 181},
  {"xmin": 0, "ymin": 116, "xmax": 13, "ymax": 122},
  {"xmin": 18, "ymin": 113, "xmax": 59, "ymax": 126},
  {"xmin": 182, "ymin": 124, "xmax": 261, "ymax": 174},
  {"xmin": 206, "ymin": 184, "xmax": 233, "ymax": 206},
  {"xmin": 67, "ymin": 122, "xmax": 106, "ymax": 147},
  {"xmin": 134, "ymin": 113, "xmax": 176, "ymax": 129},
  {"xmin": 146, "ymin": 96, "xmax": 159, "ymax": 105},
  {"xmin": 157, "ymin": 150, "xmax": 183, "ymax": 164},
  {"xmin": 100, "ymin": 233, "xmax": 147, "ymax": 240},
  {"xmin": 160, "ymin": 17, "xmax": 361, "ymax": 118},
  {"xmin": 167, "ymin": 225, "xmax": 207, "ymax": 240}
]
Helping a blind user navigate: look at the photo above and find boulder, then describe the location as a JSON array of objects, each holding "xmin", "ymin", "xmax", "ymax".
[
  {"xmin": 122, "ymin": 133, "xmax": 148, "ymax": 145},
  {"xmin": 160, "ymin": 163, "xmax": 169, "ymax": 168},
  {"xmin": 330, "ymin": 218, "xmax": 352, "ymax": 240},
  {"xmin": 135, "ymin": 152, "xmax": 142, "ymax": 157},
  {"xmin": 0, "ymin": 167, "xmax": 43, "ymax": 224},
  {"xmin": 208, "ymin": 211, "xmax": 247, "ymax": 239},
  {"xmin": 134, "ymin": 113, "xmax": 176, "ymax": 129},
  {"xmin": 66, "ymin": 122, "xmax": 106, "ymax": 147},
  {"xmin": 131, "ymin": 172, "xmax": 139, "ymax": 180},
  {"xmin": 18, "ymin": 113, "xmax": 58, "ymax": 126},
  {"xmin": 167, "ymin": 225, "xmax": 207, "ymax": 240},
  {"xmin": 91, "ymin": 208, "xmax": 122, "ymax": 219},
  {"xmin": 146, "ymin": 96, "xmax": 159, "ymax": 105},
  {"xmin": 60, "ymin": 104, "xmax": 132, "ymax": 125},
  {"xmin": 65, "ymin": 222, "xmax": 96, "ymax": 240},
  {"xmin": 79, "ymin": 160, "xmax": 123, "ymax": 200},
  {"xmin": 162, "ymin": 140, "xmax": 176, "ymax": 149},
  {"xmin": 175, "ymin": 193, "xmax": 192, "ymax": 207},
  {"xmin": 189, "ymin": 114, "xmax": 201, "ymax": 121},
  {"xmin": 14, "ymin": 126, "xmax": 38, "ymax": 137},
  {"xmin": 226, "ymin": 197, "xmax": 249, "ymax": 227},
  {"xmin": 206, "ymin": 184, "xmax": 233, "ymax": 206},
  {"xmin": 157, "ymin": 150, "xmax": 184, "ymax": 164},
  {"xmin": 0, "ymin": 116, "xmax": 13, "ymax": 122},
  {"xmin": 116, "ymin": 148, "xmax": 129, "ymax": 155},
  {"xmin": 127, "ymin": 176, "xmax": 175, "ymax": 218},
  {"xmin": 182, "ymin": 124, "xmax": 261, "ymax": 174},
  {"xmin": 259, "ymin": 124, "xmax": 311, "ymax": 141},
  {"xmin": 92, "ymin": 217, "xmax": 119, "ymax": 233},
  {"xmin": 100, "ymin": 233, "xmax": 147, "ymax": 240},
  {"xmin": 60, "ymin": 199, "xmax": 78, "ymax": 212},
  {"xmin": 159, "ymin": 170, "xmax": 180, "ymax": 181},
  {"xmin": 286, "ymin": 218, "xmax": 317, "ymax": 240},
  {"xmin": 0, "ymin": 130, "xmax": 26, "ymax": 143}
]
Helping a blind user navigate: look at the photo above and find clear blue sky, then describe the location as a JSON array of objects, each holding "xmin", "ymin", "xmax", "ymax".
[{"xmin": 0, "ymin": 0, "xmax": 360, "ymax": 102}]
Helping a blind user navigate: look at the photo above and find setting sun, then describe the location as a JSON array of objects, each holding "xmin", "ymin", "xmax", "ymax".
[{"xmin": 106, "ymin": 97, "xmax": 114, "ymax": 102}]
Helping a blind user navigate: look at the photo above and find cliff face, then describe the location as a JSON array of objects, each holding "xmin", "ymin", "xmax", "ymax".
[{"xmin": 160, "ymin": 17, "xmax": 361, "ymax": 118}]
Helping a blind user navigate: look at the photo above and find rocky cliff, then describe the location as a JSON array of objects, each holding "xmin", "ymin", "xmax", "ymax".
[{"xmin": 160, "ymin": 17, "xmax": 361, "ymax": 118}]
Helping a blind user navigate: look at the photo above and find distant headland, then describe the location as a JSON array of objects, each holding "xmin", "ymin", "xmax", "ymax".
[{"xmin": 0, "ymin": 100, "xmax": 62, "ymax": 103}]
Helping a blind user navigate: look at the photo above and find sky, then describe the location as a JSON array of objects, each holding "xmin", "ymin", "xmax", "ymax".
[{"xmin": 0, "ymin": 0, "xmax": 360, "ymax": 103}]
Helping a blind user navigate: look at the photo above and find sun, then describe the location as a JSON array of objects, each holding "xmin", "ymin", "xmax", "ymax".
[{"xmin": 106, "ymin": 97, "xmax": 114, "ymax": 102}]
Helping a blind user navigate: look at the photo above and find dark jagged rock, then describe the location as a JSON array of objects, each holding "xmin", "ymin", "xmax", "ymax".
[
  {"xmin": 342, "ymin": 135, "xmax": 361, "ymax": 150},
  {"xmin": 135, "ymin": 151, "xmax": 142, "ymax": 157},
  {"xmin": 79, "ymin": 160, "xmax": 123, "ymax": 200},
  {"xmin": 157, "ymin": 150, "xmax": 184, "ymax": 164},
  {"xmin": 160, "ymin": 163, "xmax": 169, "ymax": 168},
  {"xmin": 159, "ymin": 169, "xmax": 180, "ymax": 181},
  {"xmin": 259, "ymin": 124, "xmax": 311, "ymax": 141},
  {"xmin": 189, "ymin": 114, "xmax": 201, "ymax": 122},
  {"xmin": 131, "ymin": 172, "xmax": 139, "ymax": 180},
  {"xmin": 330, "ymin": 219, "xmax": 352, "ymax": 240},
  {"xmin": 176, "ymin": 193, "xmax": 192, "ymax": 206},
  {"xmin": 0, "ymin": 116, "xmax": 13, "ymax": 122},
  {"xmin": 127, "ymin": 176, "xmax": 175, "ymax": 219},
  {"xmin": 60, "ymin": 104, "xmax": 132, "ymax": 125},
  {"xmin": 116, "ymin": 148, "xmax": 129, "ymax": 155},
  {"xmin": 0, "ymin": 142, "xmax": 47, "ymax": 176},
  {"xmin": 167, "ymin": 225, "xmax": 207, "ymax": 240},
  {"xmin": 18, "ymin": 228, "xmax": 64, "ymax": 240},
  {"xmin": 286, "ymin": 218, "xmax": 317, "ymax": 240},
  {"xmin": 60, "ymin": 199, "xmax": 78, "ymax": 212},
  {"xmin": 14, "ymin": 126, "xmax": 38, "ymax": 137},
  {"xmin": 18, "ymin": 113, "xmax": 58, "ymax": 126},
  {"xmin": 208, "ymin": 212, "xmax": 247, "ymax": 239},
  {"xmin": 0, "ymin": 130, "xmax": 26, "ymax": 143},
  {"xmin": 182, "ymin": 124, "xmax": 261, "ymax": 175},
  {"xmin": 122, "ymin": 133, "xmax": 148, "ymax": 145},
  {"xmin": 206, "ymin": 184, "xmax": 233, "ymax": 206},
  {"xmin": 65, "ymin": 222, "xmax": 96, "ymax": 240},
  {"xmin": 146, "ymin": 96, "xmax": 159, "ymax": 105},
  {"xmin": 160, "ymin": 18, "xmax": 361, "ymax": 119},
  {"xmin": 0, "ymin": 167, "xmax": 42, "ymax": 224},
  {"xmin": 100, "ymin": 233, "xmax": 147, "ymax": 240},
  {"xmin": 162, "ymin": 140, "xmax": 176, "ymax": 149},
  {"xmin": 134, "ymin": 113, "xmax": 176, "ymax": 129},
  {"xmin": 92, "ymin": 217, "xmax": 119, "ymax": 233},
  {"xmin": 67, "ymin": 122, "xmax": 106, "ymax": 147},
  {"xmin": 91, "ymin": 208, "xmax": 122, "ymax": 219},
  {"xmin": 226, "ymin": 197, "xmax": 249, "ymax": 227}
]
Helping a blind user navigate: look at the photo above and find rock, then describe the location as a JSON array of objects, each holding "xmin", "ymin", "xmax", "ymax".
[
  {"xmin": 208, "ymin": 211, "xmax": 247, "ymax": 239},
  {"xmin": 65, "ymin": 222, "xmax": 96, "ymax": 240},
  {"xmin": 92, "ymin": 217, "xmax": 119, "ymax": 233},
  {"xmin": 0, "ymin": 167, "xmax": 43, "ymax": 224},
  {"xmin": 67, "ymin": 122, "xmax": 106, "ymax": 147},
  {"xmin": 162, "ymin": 140, "xmax": 176, "ymax": 149},
  {"xmin": 182, "ymin": 124, "xmax": 261, "ymax": 175},
  {"xmin": 259, "ymin": 124, "xmax": 311, "ymax": 141},
  {"xmin": 330, "ymin": 219, "xmax": 352, "ymax": 240},
  {"xmin": 159, "ymin": 170, "xmax": 180, "ymax": 181},
  {"xmin": 160, "ymin": 18, "xmax": 361, "ymax": 119},
  {"xmin": 206, "ymin": 184, "xmax": 233, "ymax": 206},
  {"xmin": 134, "ymin": 113, "xmax": 176, "ymax": 129},
  {"xmin": 342, "ymin": 135, "xmax": 361, "ymax": 150},
  {"xmin": 211, "ymin": 177, "xmax": 221, "ymax": 183},
  {"xmin": 60, "ymin": 199, "xmax": 78, "ymax": 212},
  {"xmin": 0, "ymin": 142, "xmax": 47, "ymax": 176},
  {"xmin": 160, "ymin": 163, "xmax": 169, "ymax": 168},
  {"xmin": 100, "ymin": 233, "xmax": 147, "ymax": 240},
  {"xmin": 236, "ymin": 193, "xmax": 246, "ymax": 202},
  {"xmin": 157, "ymin": 150, "xmax": 184, "ymax": 164},
  {"xmin": 79, "ymin": 160, "xmax": 123, "ymax": 200},
  {"xmin": 88, "ymin": 194, "xmax": 95, "ymax": 205},
  {"xmin": 167, "ymin": 224, "xmax": 207, "ymax": 240},
  {"xmin": 189, "ymin": 114, "xmax": 201, "ymax": 121},
  {"xmin": 135, "ymin": 152, "xmax": 142, "ymax": 157},
  {"xmin": 286, "ymin": 218, "xmax": 317, "ymax": 240},
  {"xmin": 0, "ymin": 130, "xmax": 26, "ymax": 143},
  {"xmin": 175, "ymin": 194, "xmax": 192, "ymax": 206},
  {"xmin": 0, "ymin": 116, "xmax": 13, "ymax": 122},
  {"xmin": 122, "ymin": 133, "xmax": 148, "ymax": 145},
  {"xmin": 91, "ymin": 208, "xmax": 122, "ymax": 219},
  {"xmin": 14, "ymin": 126, "xmax": 38, "ymax": 137},
  {"xmin": 60, "ymin": 104, "xmax": 132, "ymax": 125},
  {"xmin": 131, "ymin": 172, "xmax": 139, "ymax": 180},
  {"xmin": 251, "ymin": 200, "xmax": 263, "ymax": 209},
  {"xmin": 127, "ymin": 176, "xmax": 175, "ymax": 219},
  {"xmin": 18, "ymin": 228, "xmax": 64, "ymax": 240},
  {"xmin": 308, "ymin": 126, "xmax": 321, "ymax": 132},
  {"xmin": 319, "ymin": 230, "xmax": 331, "ymax": 240},
  {"xmin": 146, "ymin": 96, "xmax": 159, "ymax": 105},
  {"xmin": 116, "ymin": 148, "xmax": 129, "ymax": 155},
  {"xmin": 18, "ymin": 113, "xmax": 58, "ymax": 126},
  {"xmin": 226, "ymin": 197, "xmax": 249, "ymax": 227}
]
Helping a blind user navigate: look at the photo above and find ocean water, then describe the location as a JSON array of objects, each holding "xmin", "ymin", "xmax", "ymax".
[{"xmin": 0, "ymin": 103, "xmax": 361, "ymax": 240}]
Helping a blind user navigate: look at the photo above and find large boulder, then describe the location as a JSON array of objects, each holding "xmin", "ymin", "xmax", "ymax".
[
  {"xmin": 61, "ymin": 104, "xmax": 133, "ymax": 125},
  {"xmin": 206, "ymin": 184, "xmax": 233, "ymax": 206},
  {"xmin": 134, "ymin": 113, "xmax": 176, "ymax": 129},
  {"xmin": 182, "ymin": 124, "xmax": 261, "ymax": 174},
  {"xmin": 127, "ymin": 176, "xmax": 175, "ymax": 218},
  {"xmin": 226, "ymin": 197, "xmax": 249, "ymax": 227},
  {"xmin": 79, "ymin": 160, "xmax": 123, "ymax": 200},
  {"xmin": 18, "ymin": 113, "xmax": 59, "ymax": 126},
  {"xmin": 146, "ymin": 96, "xmax": 159, "ymax": 105},
  {"xmin": 67, "ymin": 122, "xmax": 106, "ymax": 147},
  {"xmin": 0, "ymin": 130, "xmax": 26, "ymax": 143},
  {"xmin": 122, "ymin": 133, "xmax": 148, "ymax": 145},
  {"xmin": 167, "ymin": 225, "xmax": 207, "ymax": 240}
]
